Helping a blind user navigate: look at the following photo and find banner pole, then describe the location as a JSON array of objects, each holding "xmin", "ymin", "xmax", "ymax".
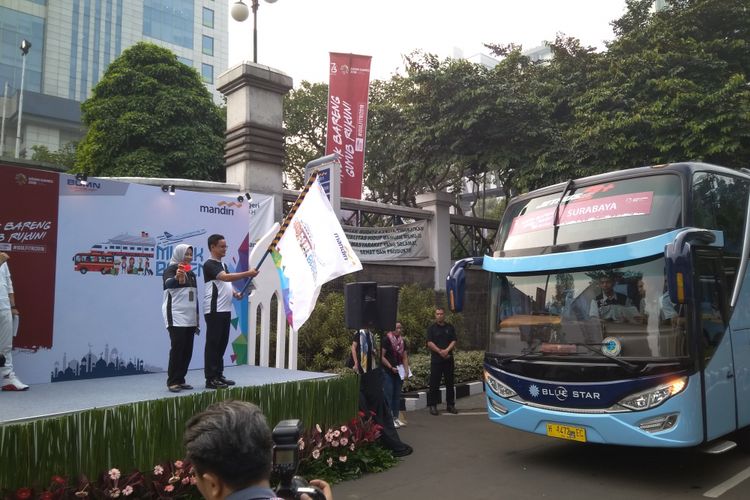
[{"xmin": 240, "ymin": 171, "xmax": 320, "ymax": 297}]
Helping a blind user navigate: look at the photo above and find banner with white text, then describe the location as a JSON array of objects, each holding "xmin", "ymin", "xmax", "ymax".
[{"xmin": 325, "ymin": 52, "xmax": 372, "ymax": 200}]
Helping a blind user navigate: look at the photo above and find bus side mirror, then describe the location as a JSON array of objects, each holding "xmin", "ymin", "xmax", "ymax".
[
  {"xmin": 446, "ymin": 257, "xmax": 483, "ymax": 312},
  {"xmin": 665, "ymin": 228, "xmax": 716, "ymax": 304}
]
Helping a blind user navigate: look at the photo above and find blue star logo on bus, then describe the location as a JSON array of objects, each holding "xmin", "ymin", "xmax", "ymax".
[{"xmin": 529, "ymin": 385, "xmax": 540, "ymax": 398}]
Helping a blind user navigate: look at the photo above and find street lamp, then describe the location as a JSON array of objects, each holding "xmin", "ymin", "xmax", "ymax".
[
  {"xmin": 231, "ymin": 0, "xmax": 278, "ymax": 64},
  {"xmin": 15, "ymin": 39, "xmax": 31, "ymax": 159}
]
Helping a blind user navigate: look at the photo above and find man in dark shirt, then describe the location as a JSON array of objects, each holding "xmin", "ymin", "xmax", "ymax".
[
  {"xmin": 202, "ymin": 234, "xmax": 258, "ymax": 389},
  {"xmin": 426, "ymin": 307, "xmax": 457, "ymax": 415}
]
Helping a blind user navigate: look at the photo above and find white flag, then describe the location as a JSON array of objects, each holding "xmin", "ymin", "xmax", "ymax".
[{"xmin": 271, "ymin": 179, "xmax": 362, "ymax": 331}]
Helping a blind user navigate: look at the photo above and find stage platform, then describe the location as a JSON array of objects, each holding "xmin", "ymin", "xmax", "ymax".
[{"xmin": 0, "ymin": 365, "xmax": 332, "ymax": 425}]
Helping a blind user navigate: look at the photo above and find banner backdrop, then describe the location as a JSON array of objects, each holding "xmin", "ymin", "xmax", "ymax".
[
  {"xmin": 0, "ymin": 165, "xmax": 59, "ymax": 349},
  {"xmin": 5, "ymin": 170, "xmax": 251, "ymax": 385},
  {"xmin": 344, "ymin": 221, "xmax": 428, "ymax": 261},
  {"xmin": 325, "ymin": 52, "xmax": 372, "ymax": 200}
]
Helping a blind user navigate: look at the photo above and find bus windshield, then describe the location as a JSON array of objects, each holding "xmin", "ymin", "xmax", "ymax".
[
  {"xmin": 488, "ymin": 256, "xmax": 689, "ymax": 360},
  {"xmin": 496, "ymin": 174, "xmax": 682, "ymax": 253}
]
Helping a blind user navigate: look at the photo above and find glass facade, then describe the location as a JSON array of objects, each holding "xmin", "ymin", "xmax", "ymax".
[
  {"xmin": 177, "ymin": 56, "xmax": 192, "ymax": 67},
  {"xmin": 143, "ymin": 0, "xmax": 194, "ymax": 49},
  {"xmin": 0, "ymin": 7, "xmax": 44, "ymax": 93},
  {"xmin": 202, "ymin": 35, "xmax": 214, "ymax": 56},
  {"xmin": 202, "ymin": 7, "xmax": 214, "ymax": 28},
  {"xmin": 201, "ymin": 63, "xmax": 213, "ymax": 84}
]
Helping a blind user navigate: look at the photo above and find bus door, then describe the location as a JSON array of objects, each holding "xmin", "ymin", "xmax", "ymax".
[
  {"xmin": 729, "ymin": 263, "xmax": 750, "ymax": 431},
  {"xmin": 694, "ymin": 251, "xmax": 736, "ymax": 441}
]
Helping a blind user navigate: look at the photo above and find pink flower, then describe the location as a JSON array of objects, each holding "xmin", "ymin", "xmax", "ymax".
[
  {"xmin": 168, "ymin": 475, "xmax": 180, "ymax": 485},
  {"xmin": 164, "ymin": 485, "xmax": 174, "ymax": 493},
  {"xmin": 326, "ymin": 457, "xmax": 333, "ymax": 467},
  {"xmin": 153, "ymin": 465, "xmax": 164, "ymax": 476},
  {"xmin": 181, "ymin": 477, "xmax": 190, "ymax": 485},
  {"xmin": 339, "ymin": 455, "xmax": 347, "ymax": 462},
  {"xmin": 74, "ymin": 491, "xmax": 89, "ymax": 498},
  {"xmin": 312, "ymin": 449, "xmax": 321, "ymax": 459},
  {"xmin": 349, "ymin": 443, "xmax": 355, "ymax": 451},
  {"xmin": 190, "ymin": 476, "xmax": 197, "ymax": 485},
  {"xmin": 298, "ymin": 438, "xmax": 305, "ymax": 450},
  {"xmin": 340, "ymin": 437, "xmax": 348, "ymax": 446},
  {"xmin": 333, "ymin": 430, "xmax": 341, "ymax": 438},
  {"xmin": 174, "ymin": 460, "xmax": 184, "ymax": 469},
  {"xmin": 108, "ymin": 468, "xmax": 121, "ymax": 481},
  {"xmin": 340, "ymin": 425, "xmax": 348, "ymax": 433},
  {"xmin": 332, "ymin": 440, "xmax": 339, "ymax": 447},
  {"xmin": 122, "ymin": 486, "xmax": 133, "ymax": 497},
  {"xmin": 108, "ymin": 487, "xmax": 121, "ymax": 498}
]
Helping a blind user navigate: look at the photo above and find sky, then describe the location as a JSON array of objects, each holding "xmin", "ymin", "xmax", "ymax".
[{"xmin": 227, "ymin": 0, "xmax": 630, "ymax": 86}]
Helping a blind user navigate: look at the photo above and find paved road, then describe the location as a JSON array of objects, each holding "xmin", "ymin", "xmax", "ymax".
[{"xmin": 333, "ymin": 393, "xmax": 750, "ymax": 500}]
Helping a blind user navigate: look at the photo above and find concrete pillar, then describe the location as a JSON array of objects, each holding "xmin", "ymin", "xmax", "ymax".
[
  {"xmin": 217, "ymin": 62, "xmax": 293, "ymax": 221},
  {"xmin": 415, "ymin": 191, "xmax": 453, "ymax": 290}
]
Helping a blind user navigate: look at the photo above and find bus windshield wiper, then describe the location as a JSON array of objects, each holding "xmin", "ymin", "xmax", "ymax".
[
  {"xmin": 499, "ymin": 341, "xmax": 545, "ymax": 365},
  {"xmin": 552, "ymin": 179, "xmax": 574, "ymax": 246},
  {"xmin": 572, "ymin": 342, "xmax": 642, "ymax": 373}
]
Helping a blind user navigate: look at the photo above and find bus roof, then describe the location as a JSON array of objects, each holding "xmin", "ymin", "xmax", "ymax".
[{"xmin": 511, "ymin": 162, "xmax": 749, "ymax": 205}]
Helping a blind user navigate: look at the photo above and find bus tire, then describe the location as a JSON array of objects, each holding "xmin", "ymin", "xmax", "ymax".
[
  {"xmin": 736, "ymin": 426, "xmax": 750, "ymax": 452},
  {"xmin": 80, "ymin": 268, "xmax": 88, "ymax": 275}
]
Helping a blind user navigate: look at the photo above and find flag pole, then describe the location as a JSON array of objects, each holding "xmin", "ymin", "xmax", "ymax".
[{"xmin": 240, "ymin": 171, "xmax": 320, "ymax": 297}]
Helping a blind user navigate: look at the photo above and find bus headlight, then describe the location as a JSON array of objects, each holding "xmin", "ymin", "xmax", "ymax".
[
  {"xmin": 616, "ymin": 377, "xmax": 687, "ymax": 411},
  {"xmin": 484, "ymin": 370, "xmax": 517, "ymax": 398}
]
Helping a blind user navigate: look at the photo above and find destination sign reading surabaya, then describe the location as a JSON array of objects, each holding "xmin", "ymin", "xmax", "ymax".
[{"xmin": 509, "ymin": 191, "xmax": 654, "ymax": 237}]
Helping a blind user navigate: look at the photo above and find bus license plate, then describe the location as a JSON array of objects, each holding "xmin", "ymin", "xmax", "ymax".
[{"xmin": 546, "ymin": 423, "xmax": 587, "ymax": 442}]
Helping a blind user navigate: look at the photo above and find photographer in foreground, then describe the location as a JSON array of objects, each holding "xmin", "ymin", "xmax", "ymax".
[{"xmin": 184, "ymin": 400, "xmax": 332, "ymax": 500}]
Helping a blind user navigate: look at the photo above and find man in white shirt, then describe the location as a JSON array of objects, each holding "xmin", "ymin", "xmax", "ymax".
[{"xmin": 0, "ymin": 252, "xmax": 28, "ymax": 391}]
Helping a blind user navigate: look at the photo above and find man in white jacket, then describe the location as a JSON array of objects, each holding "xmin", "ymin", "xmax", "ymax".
[{"xmin": 0, "ymin": 252, "xmax": 29, "ymax": 391}]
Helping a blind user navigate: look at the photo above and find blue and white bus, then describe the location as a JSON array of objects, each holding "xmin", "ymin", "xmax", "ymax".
[{"xmin": 448, "ymin": 162, "xmax": 750, "ymax": 449}]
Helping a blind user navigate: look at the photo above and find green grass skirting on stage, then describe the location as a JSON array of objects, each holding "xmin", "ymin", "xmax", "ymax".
[{"xmin": 0, "ymin": 375, "xmax": 359, "ymax": 490}]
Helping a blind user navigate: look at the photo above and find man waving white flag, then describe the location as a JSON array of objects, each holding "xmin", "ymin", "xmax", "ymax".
[{"xmin": 271, "ymin": 178, "xmax": 362, "ymax": 331}]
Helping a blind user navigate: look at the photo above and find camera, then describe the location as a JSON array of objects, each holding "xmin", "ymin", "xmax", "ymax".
[{"xmin": 272, "ymin": 419, "xmax": 325, "ymax": 500}]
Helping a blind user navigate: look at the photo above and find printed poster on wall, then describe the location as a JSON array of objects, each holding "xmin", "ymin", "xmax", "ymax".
[
  {"xmin": 325, "ymin": 52, "xmax": 372, "ymax": 200},
  {"xmin": 11, "ymin": 173, "xmax": 251, "ymax": 385}
]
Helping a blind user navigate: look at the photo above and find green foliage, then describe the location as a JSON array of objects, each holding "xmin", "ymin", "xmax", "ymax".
[
  {"xmin": 402, "ymin": 350, "xmax": 485, "ymax": 392},
  {"xmin": 0, "ymin": 377, "xmax": 358, "ymax": 490},
  {"xmin": 297, "ymin": 284, "xmax": 465, "ymax": 371},
  {"xmin": 75, "ymin": 42, "xmax": 225, "ymax": 180},
  {"xmin": 282, "ymin": 81, "xmax": 329, "ymax": 189},
  {"xmin": 30, "ymin": 142, "xmax": 78, "ymax": 169}
]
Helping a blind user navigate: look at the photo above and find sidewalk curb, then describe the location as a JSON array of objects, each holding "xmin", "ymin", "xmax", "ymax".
[{"xmin": 401, "ymin": 380, "xmax": 484, "ymax": 411}]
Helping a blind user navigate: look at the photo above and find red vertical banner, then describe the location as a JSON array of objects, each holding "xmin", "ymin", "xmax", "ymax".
[
  {"xmin": 325, "ymin": 52, "xmax": 372, "ymax": 200},
  {"xmin": 0, "ymin": 164, "xmax": 59, "ymax": 349}
]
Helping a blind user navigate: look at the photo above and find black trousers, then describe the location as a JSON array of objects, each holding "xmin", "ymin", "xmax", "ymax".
[
  {"xmin": 204, "ymin": 312, "xmax": 231, "ymax": 381},
  {"xmin": 359, "ymin": 368, "xmax": 408, "ymax": 452},
  {"xmin": 427, "ymin": 357, "xmax": 455, "ymax": 407},
  {"xmin": 167, "ymin": 326, "xmax": 195, "ymax": 386}
]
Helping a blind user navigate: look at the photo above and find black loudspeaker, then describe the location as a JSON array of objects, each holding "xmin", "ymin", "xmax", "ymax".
[
  {"xmin": 376, "ymin": 285, "xmax": 399, "ymax": 331},
  {"xmin": 345, "ymin": 282, "xmax": 378, "ymax": 329}
]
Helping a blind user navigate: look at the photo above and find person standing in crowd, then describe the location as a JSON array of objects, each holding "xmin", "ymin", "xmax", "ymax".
[
  {"xmin": 162, "ymin": 244, "xmax": 198, "ymax": 393},
  {"xmin": 0, "ymin": 252, "xmax": 28, "ymax": 391},
  {"xmin": 426, "ymin": 307, "xmax": 457, "ymax": 415},
  {"xmin": 381, "ymin": 321, "xmax": 409, "ymax": 428},
  {"xmin": 184, "ymin": 400, "xmax": 333, "ymax": 500},
  {"xmin": 203, "ymin": 234, "xmax": 258, "ymax": 390},
  {"xmin": 351, "ymin": 326, "xmax": 413, "ymax": 457}
]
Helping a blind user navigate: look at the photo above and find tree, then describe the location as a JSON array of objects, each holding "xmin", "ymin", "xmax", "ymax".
[
  {"xmin": 30, "ymin": 142, "xmax": 78, "ymax": 169},
  {"xmin": 76, "ymin": 42, "xmax": 226, "ymax": 180},
  {"xmin": 282, "ymin": 81, "xmax": 328, "ymax": 189},
  {"xmin": 569, "ymin": 0, "xmax": 750, "ymax": 172}
]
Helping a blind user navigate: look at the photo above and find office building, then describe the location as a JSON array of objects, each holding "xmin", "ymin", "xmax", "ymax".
[{"xmin": 0, "ymin": 0, "xmax": 228, "ymax": 156}]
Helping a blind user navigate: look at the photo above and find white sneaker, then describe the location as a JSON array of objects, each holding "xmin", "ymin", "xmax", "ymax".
[
  {"xmin": 2, "ymin": 375, "xmax": 29, "ymax": 391},
  {"xmin": 393, "ymin": 418, "xmax": 401, "ymax": 428},
  {"xmin": 396, "ymin": 418, "xmax": 406, "ymax": 427}
]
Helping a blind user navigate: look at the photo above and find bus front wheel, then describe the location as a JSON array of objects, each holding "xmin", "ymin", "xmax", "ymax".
[{"xmin": 80, "ymin": 268, "xmax": 88, "ymax": 275}]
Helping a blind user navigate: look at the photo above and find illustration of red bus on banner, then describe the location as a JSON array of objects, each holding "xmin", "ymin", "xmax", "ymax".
[
  {"xmin": 325, "ymin": 52, "xmax": 372, "ymax": 200},
  {"xmin": 73, "ymin": 232, "xmax": 156, "ymax": 276}
]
